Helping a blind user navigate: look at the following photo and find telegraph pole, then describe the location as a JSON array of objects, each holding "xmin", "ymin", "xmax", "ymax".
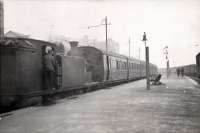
[
  {"xmin": 88, "ymin": 16, "xmax": 111, "ymax": 54},
  {"xmin": 105, "ymin": 16, "xmax": 108, "ymax": 54},
  {"xmin": 129, "ymin": 37, "xmax": 130, "ymax": 58},
  {"xmin": 88, "ymin": 16, "xmax": 110, "ymax": 80},
  {"xmin": 142, "ymin": 32, "xmax": 150, "ymax": 90},
  {"xmin": 105, "ymin": 16, "xmax": 109, "ymax": 80}
]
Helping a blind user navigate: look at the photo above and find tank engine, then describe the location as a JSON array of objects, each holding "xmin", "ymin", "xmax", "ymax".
[{"xmin": 0, "ymin": 37, "xmax": 89, "ymax": 109}]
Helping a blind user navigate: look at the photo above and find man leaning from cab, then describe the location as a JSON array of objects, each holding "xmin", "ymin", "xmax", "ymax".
[{"xmin": 44, "ymin": 46, "xmax": 56, "ymax": 91}]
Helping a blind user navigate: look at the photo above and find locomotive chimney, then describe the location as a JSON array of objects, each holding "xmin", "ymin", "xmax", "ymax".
[
  {"xmin": 69, "ymin": 41, "xmax": 79, "ymax": 49},
  {"xmin": 0, "ymin": 0, "xmax": 4, "ymax": 40}
]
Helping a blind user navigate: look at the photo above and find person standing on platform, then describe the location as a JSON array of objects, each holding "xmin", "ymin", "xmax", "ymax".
[
  {"xmin": 181, "ymin": 68, "xmax": 184, "ymax": 77},
  {"xmin": 176, "ymin": 68, "xmax": 180, "ymax": 77}
]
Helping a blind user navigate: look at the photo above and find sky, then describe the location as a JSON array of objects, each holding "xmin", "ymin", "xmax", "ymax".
[{"xmin": 3, "ymin": 0, "xmax": 200, "ymax": 68}]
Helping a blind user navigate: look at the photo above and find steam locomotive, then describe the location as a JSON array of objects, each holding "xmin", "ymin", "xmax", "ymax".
[
  {"xmin": 180, "ymin": 53, "xmax": 200, "ymax": 78},
  {"xmin": 0, "ymin": 37, "xmax": 158, "ymax": 109}
]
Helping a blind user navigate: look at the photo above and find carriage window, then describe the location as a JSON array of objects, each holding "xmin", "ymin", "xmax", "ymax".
[
  {"xmin": 112, "ymin": 60, "xmax": 116, "ymax": 69},
  {"xmin": 124, "ymin": 62, "xmax": 127, "ymax": 69},
  {"xmin": 121, "ymin": 62, "xmax": 125, "ymax": 70},
  {"xmin": 136, "ymin": 64, "xmax": 139, "ymax": 72},
  {"xmin": 116, "ymin": 60, "xmax": 119, "ymax": 69},
  {"xmin": 121, "ymin": 62, "xmax": 123, "ymax": 69},
  {"xmin": 120, "ymin": 61, "xmax": 123, "ymax": 69}
]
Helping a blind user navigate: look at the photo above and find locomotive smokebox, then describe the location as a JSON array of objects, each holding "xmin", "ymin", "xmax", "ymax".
[{"xmin": 69, "ymin": 41, "xmax": 79, "ymax": 49}]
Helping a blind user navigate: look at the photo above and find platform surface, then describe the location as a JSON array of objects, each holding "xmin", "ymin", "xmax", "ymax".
[{"xmin": 0, "ymin": 75, "xmax": 200, "ymax": 133}]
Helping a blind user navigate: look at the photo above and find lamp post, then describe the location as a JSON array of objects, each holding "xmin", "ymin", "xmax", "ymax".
[
  {"xmin": 194, "ymin": 44, "xmax": 200, "ymax": 54},
  {"xmin": 163, "ymin": 46, "xmax": 169, "ymax": 78},
  {"xmin": 127, "ymin": 37, "xmax": 131, "ymax": 80},
  {"xmin": 142, "ymin": 32, "xmax": 150, "ymax": 90}
]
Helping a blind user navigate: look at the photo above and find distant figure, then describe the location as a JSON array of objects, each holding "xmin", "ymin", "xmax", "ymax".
[
  {"xmin": 176, "ymin": 68, "xmax": 180, "ymax": 77},
  {"xmin": 43, "ymin": 46, "xmax": 56, "ymax": 90},
  {"xmin": 181, "ymin": 68, "xmax": 184, "ymax": 77}
]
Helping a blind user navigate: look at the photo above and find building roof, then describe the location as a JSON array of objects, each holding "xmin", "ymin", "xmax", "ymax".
[{"xmin": 5, "ymin": 31, "xmax": 29, "ymax": 38}]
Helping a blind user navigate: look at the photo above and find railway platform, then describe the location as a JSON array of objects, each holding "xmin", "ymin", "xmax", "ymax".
[{"xmin": 0, "ymin": 74, "xmax": 200, "ymax": 133}]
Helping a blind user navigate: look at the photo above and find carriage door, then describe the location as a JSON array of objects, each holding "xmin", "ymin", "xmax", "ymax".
[
  {"xmin": 106, "ymin": 55, "xmax": 110, "ymax": 80},
  {"xmin": 55, "ymin": 55, "xmax": 62, "ymax": 89}
]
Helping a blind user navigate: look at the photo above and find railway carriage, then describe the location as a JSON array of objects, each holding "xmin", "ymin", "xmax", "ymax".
[
  {"xmin": 106, "ymin": 53, "xmax": 128, "ymax": 81},
  {"xmin": 170, "ymin": 52, "xmax": 200, "ymax": 78},
  {"xmin": 128, "ymin": 59, "xmax": 140, "ymax": 79},
  {"xmin": 196, "ymin": 53, "xmax": 200, "ymax": 73},
  {"xmin": 184, "ymin": 64, "xmax": 197, "ymax": 74},
  {"xmin": 68, "ymin": 45, "xmax": 158, "ymax": 83}
]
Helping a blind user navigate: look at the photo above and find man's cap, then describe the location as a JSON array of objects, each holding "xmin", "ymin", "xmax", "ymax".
[{"xmin": 45, "ymin": 46, "xmax": 52, "ymax": 54}]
